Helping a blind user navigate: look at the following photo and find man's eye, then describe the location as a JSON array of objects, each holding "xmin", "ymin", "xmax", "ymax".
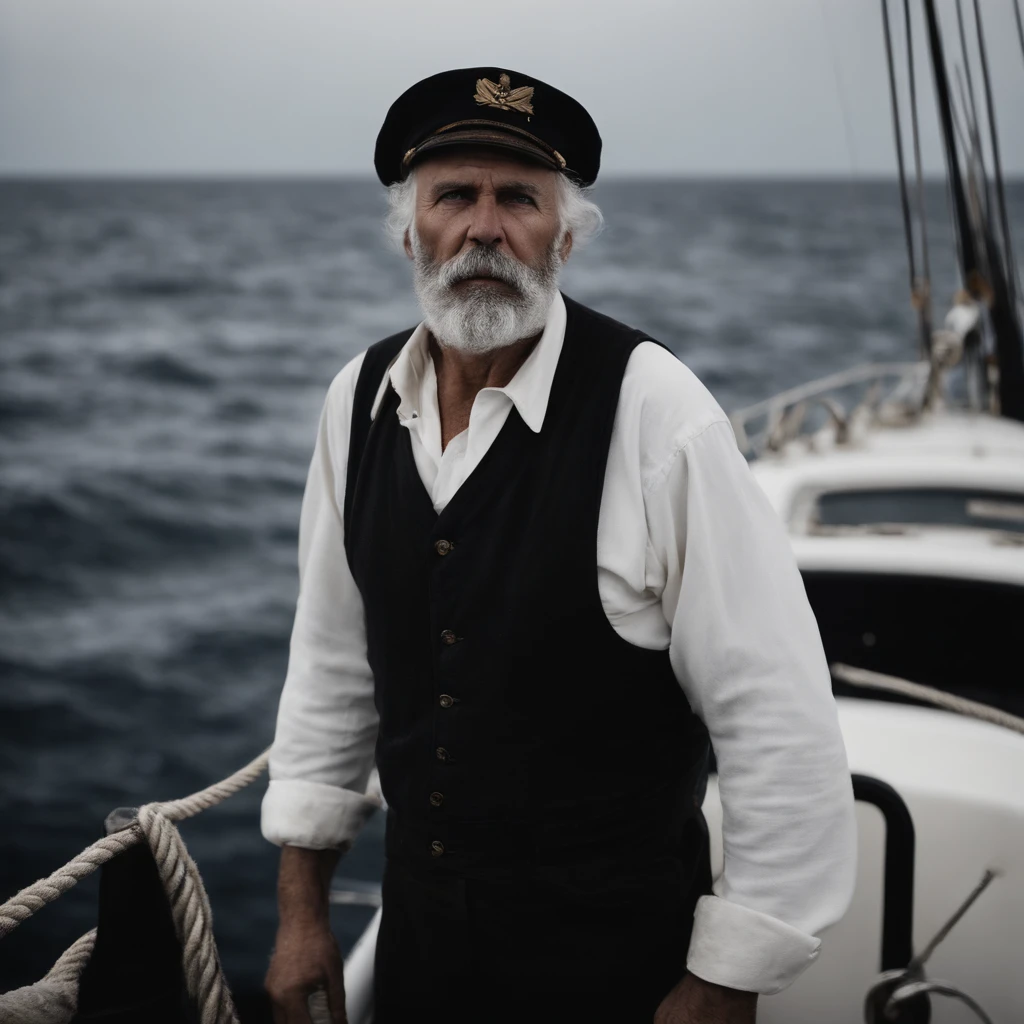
[
  {"xmin": 440, "ymin": 190, "xmax": 468, "ymax": 201},
  {"xmin": 506, "ymin": 194, "xmax": 536, "ymax": 205}
]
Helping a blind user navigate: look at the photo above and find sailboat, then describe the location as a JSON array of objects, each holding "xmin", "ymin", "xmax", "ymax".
[{"xmin": 2, "ymin": 2, "xmax": 1022, "ymax": 1023}]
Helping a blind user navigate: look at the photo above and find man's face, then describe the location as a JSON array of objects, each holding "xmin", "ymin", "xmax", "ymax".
[
  {"xmin": 407, "ymin": 148, "xmax": 569, "ymax": 274},
  {"xmin": 405, "ymin": 148, "xmax": 570, "ymax": 354}
]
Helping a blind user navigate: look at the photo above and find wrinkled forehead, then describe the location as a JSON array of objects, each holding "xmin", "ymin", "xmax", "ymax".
[{"xmin": 411, "ymin": 147, "xmax": 560, "ymax": 193}]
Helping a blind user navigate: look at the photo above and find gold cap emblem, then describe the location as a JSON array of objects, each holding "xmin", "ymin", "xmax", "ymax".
[{"xmin": 474, "ymin": 73, "xmax": 535, "ymax": 115}]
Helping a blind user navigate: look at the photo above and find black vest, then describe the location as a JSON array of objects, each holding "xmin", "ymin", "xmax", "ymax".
[{"xmin": 345, "ymin": 295, "xmax": 709, "ymax": 896}]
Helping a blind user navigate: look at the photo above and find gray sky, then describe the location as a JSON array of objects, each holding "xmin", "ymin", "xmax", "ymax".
[{"xmin": 1, "ymin": 0, "xmax": 1022, "ymax": 177}]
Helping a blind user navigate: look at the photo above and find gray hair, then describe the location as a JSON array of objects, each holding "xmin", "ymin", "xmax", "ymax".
[{"xmin": 384, "ymin": 170, "xmax": 604, "ymax": 254}]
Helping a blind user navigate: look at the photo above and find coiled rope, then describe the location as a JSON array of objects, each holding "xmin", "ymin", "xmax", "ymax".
[{"xmin": 0, "ymin": 748, "xmax": 270, "ymax": 1024}]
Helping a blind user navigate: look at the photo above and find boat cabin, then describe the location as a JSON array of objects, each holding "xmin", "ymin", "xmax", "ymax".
[{"xmin": 748, "ymin": 407, "xmax": 1024, "ymax": 716}]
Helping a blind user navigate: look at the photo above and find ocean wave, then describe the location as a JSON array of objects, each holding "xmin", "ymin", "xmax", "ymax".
[
  {"xmin": 109, "ymin": 272, "xmax": 237, "ymax": 299},
  {"xmin": 118, "ymin": 352, "xmax": 218, "ymax": 387},
  {"xmin": 0, "ymin": 392, "xmax": 58, "ymax": 427},
  {"xmin": 211, "ymin": 396, "xmax": 266, "ymax": 422},
  {"xmin": 0, "ymin": 484, "xmax": 250, "ymax": 593}
]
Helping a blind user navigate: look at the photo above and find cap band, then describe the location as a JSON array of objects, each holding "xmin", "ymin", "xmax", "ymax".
[{"xmin": 402, "ymin": 119, "xmax": 567, "ymax": 172}]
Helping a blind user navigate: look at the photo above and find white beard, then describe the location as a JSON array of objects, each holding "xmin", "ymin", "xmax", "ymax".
[{"xmin": 411, "ymin": 233, "xmax": 562, "ymax": 355}]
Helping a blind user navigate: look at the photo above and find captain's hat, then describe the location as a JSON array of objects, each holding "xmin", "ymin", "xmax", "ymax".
[{"xmin": 374, "ymin": 67, "xmax": 602, "ymax": 187}]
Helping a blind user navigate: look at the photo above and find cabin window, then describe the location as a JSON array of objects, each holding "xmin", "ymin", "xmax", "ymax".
[{"xmin": 813, "ymin": 487, "xmax": 1024, "ymax": 534}]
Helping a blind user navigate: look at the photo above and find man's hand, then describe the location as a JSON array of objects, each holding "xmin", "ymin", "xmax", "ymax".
[
  {"xmin": 265, "ymin": 921, "xmax": 347, "ymax": 1024},
  {"xmin": 654, "ymin": 973, "xmax": 757, "ymax": 1024},
  {"xmin": 266, "ymin": 845, "xmax": 347, "ymax": 1023}
]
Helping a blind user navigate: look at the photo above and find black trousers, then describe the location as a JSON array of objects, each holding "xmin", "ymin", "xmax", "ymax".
[{"xmin": 372, "ymin": 855, "xmax": 702, "ymax": 1024}]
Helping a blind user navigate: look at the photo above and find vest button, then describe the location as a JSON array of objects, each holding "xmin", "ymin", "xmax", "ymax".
[
  {"xmin": 435, "ymin": 746, "xmax": 450, "ymax": 762},
  {"xmin": 434, "ymin": 539, "xmax": 453, "ymax": 556},
  {"xmin": 431, "ymin": 840, "xmax": 445, "ymax": 857},
  {"xmin": 440, "ymin": 629, "xmax": 457, "ymax": 645},
  {"xmin": 429, "ymin": 791, "xmax": 444, "ymax": 807},
  {"xmin": 439, "ymin": 694, "xmax": 454, "ymax": 708}
]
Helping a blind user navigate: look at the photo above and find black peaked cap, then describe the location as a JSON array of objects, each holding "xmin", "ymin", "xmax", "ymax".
[{"xmin": 374, "ymin": 67, "xmax": 602, "ymax": 187}]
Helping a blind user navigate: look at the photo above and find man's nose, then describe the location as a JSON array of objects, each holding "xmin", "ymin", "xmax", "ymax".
[{"xmin": 467, "ymin": 196, "xmax": 505, "ymax": 248}]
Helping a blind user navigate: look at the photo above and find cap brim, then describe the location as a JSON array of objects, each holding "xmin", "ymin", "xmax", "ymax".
[{"xmin": 406, "ymin": 128, "xmax": 561, "ymax": 173}]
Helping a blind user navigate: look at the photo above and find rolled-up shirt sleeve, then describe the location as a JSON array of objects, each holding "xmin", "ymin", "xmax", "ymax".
[
  {"xmin": 260, "ymin": 352, "xmax": 381, "ymax": 851},
  {"xmin": 649, "ymin": 418, "xmax": 857, "ymax": 994}
]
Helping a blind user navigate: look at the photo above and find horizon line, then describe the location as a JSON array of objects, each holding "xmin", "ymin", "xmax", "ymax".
[{"xmin": 4, "ymin": 170, "xmax": 1022, "ymax": 184}]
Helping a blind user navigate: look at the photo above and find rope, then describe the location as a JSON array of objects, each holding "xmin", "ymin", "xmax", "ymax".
[
  {"xmin": 0, "ymin": 830, "xmax": 141, "ymax": 939},
  {"xmin": 0, "ymin": 931, "xmax": 97, "ymax": 1024},
  {"xmin": 0, "ymin": 748, "xmax": 270, "ymax": 1024},
  {"xmin": 138, "ymin": 807, "xmax": 234, "ymax": 1024},
  {"xmin": 153, "ymin": 747, "xmax": 270, "ymax": 823},
  {"xmin": 44, "ymin": 929, "xmax": 97, "ymax": 988},
  {"xmin": 831, "ymin": 663, "xmax": 1024, "ymax": 735}
]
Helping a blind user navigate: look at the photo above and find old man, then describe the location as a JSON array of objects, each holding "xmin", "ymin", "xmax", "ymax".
[{"xmin": 261, "ymin": 68, "xmax": 856, "ymax": 1024}]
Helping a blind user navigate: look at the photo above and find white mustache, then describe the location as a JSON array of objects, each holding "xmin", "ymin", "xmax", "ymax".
[{"xmin": 436, "ymin": 247, "xmax": 529, "ymax": 292}]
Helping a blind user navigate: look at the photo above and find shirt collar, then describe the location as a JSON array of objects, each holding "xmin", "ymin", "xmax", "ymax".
[{"xmin": 370, "ymin": 291, "xmax": 566, "ymax": 435}]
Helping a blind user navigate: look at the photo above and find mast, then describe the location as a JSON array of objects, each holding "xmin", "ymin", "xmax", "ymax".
[{"xmin": 920, "ymin": 0, "xmax": 1024, "ymax": 421}]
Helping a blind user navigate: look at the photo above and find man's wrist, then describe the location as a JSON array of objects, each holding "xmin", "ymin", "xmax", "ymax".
[
  {"xmin": 276, "ymin": 844, "xmax": 346, "ymax": 931},
  {"xmin": 688, "ymin": 974, "xmax": 757, "ymax": 1012},
  {"xmin": 657, "ymin": 972, "xmax": 758, "ymax": 1024}
]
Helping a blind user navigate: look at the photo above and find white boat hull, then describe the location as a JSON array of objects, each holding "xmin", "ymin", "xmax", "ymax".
[{"xmin": 704, "ymin": 698, "xmax": 1024, "ymax": 1023}]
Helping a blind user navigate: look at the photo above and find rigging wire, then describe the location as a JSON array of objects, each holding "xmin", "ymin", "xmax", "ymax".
[
  {"xmin": 953, "ymin": 69, "xmax": 980, "ymax": 170},
  {"xmin": 949, "ymin": 77, "xmax": 976, "ymax": 170},
  {"xmin": 902, "ymin": 0, "xmax": 932, "ymax": 349},
  {"xmin": 922, "ymin": 1, "xmax": 979, "ymax": 288},
  {"xmin": 1015, "ymin": 0, "xmax": 1024, "ymax": 68},
  {"xmin": 953, "ymin": 0, "xmax": 992, "ymax": 239},
  {"xmin": 816, "ymin": 0, "xmax": 861, "ymax": 176},
  {"xmin": 955, "ymin": 0, "xmax": 1001, "ymax": 300},
  {"xmin": 954, "ymin": 0, "xmax": 984, "ymax": 162},
  {"xmin": 952, "ymin": 67, "xmax": 993, "ymax": 286},
  {"xmin": 970, "ymin": 0, "xmax": 1020, "ymax": 311},
  {"xmin": 881, "ymin": 0, "xmax": 922, "ymax": 354},
  {"xmin": 814, "ymin": 0, "xmax": 872, "ymax": 232}
]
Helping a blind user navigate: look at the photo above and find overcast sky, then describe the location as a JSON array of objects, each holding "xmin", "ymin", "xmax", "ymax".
[{"xmin": 1, "ymin": 0, "xmax": 1022, "ymax": 177}]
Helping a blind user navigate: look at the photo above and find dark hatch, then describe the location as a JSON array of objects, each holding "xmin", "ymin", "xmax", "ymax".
[{"xmin": 802, "ymin": 571, "xmax": 1024, "ymax": 717}]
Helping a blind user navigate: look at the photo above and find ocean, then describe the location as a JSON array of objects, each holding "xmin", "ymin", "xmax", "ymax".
[{"xmin": 1, "ymin": 177, "xmax": 1021, "ymax": 1010}]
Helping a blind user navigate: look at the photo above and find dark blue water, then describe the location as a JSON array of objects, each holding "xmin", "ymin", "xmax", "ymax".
[{"xmin": 1, "ymin": 178, "xmax": 1021, "ymax": 1003}]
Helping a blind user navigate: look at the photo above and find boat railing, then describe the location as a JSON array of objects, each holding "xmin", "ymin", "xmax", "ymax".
[{"xmin": 729, "ymin": 361, "xmax": 931, "ymax": 457}]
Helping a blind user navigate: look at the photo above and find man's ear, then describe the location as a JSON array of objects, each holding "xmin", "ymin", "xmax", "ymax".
[
  {"xmin": 403, "ymin": 229, "xmax": 414, "ymax": 260},
  {"xmin": 559, "ymin": 232, "xmax": 573, "ymax": 263}
]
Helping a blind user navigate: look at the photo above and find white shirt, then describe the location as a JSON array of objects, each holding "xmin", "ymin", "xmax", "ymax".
[{"xmin": 261, "ymin": 292, "xmax": 857, "ymax": 995}]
